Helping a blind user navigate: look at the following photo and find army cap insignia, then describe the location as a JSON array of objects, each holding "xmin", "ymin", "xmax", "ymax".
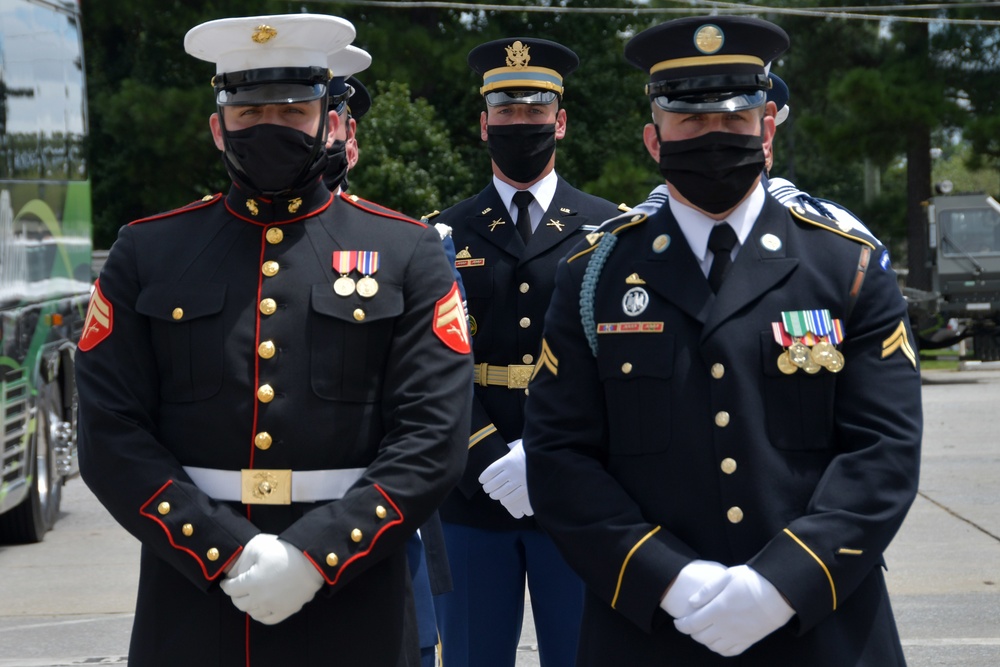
[
  {"xmin": 505, "ymin": 41, "xmax": 531, "ymax": 68},
  {"xmin": 694, "ymin": 24, "xmax": 724, "ymax": 54}
]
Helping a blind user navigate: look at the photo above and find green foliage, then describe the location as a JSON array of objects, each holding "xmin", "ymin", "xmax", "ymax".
[
  {"xmin": 79, "ymin": 0, "xmax": 1000, "ymax": 258},
  {"xmin": 348, "ymin": 81, "xmax": 476, "ymax": 215}
]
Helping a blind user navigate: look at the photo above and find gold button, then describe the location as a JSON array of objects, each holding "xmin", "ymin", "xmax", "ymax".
[
  {"xmin": 351, "ymin": 529, "xmax": 363, "ymax": 543},
  {"xmin": 254, "ymin": 432, "xmax": 272, "ymax": 450},
  {"xmin": 715, "ymin": 411, "xmax": 730, "ymax": 427},
  {"xmin": 207, "ymin": 548, "xmax": 220, "ymax": 561},
  {"xmin": 326, "ymin": 553, "xmax": 339, "ymax": 567},
  {"xmin": 257, "ymin": 384, "xmax": 275, "ymax": 403},
  {"xmin": 522, "ymin": 354, "xmax": 534, "ymax": 365},
  {"xmin": 260, "ymin": 298, "xmax": 277, "ymax": 315},
  {"xmin": 519, "ymin": 317, "xmax": 531, "ymax": 329},
  {"xmin": 727, "ymin": 507, "xmax": 744, "ymax": 524},
  {"xmin": 720, "ymin": 458, "xmax": 737, "ymax": 475},
  {"xmin": 353, "ymin": 309, "xmax": 365, "ymax": 321},
  {"xmin": 182, "ymin": 523, "xmax": 194, "ymax": 537},
  {"xmin": 621, "ymin": 362, "xmax": 633, "ymax": 374},
  {"xmin": 157, "ymin": 502, "xmax": 170, "ymax": 515},
  {"xmin": 376, "ymin": 506, "xmax": 387, "ymax": 519},
  {"xmin": 262, "ymin": 261, "xmax": 279, "ymax": 277},
  {"xmin": 519, "ymin": 282, "xmax": 530, "ymax": 294},
  {"xmin": 266, "ymin": 227, "xmax": 284, "ymax": 244},
  {"xmin": 171, "ymin": 308, "xmax": 184, "ymax": 321},
  {"xmin": 258, "ymin": 340, "xmax": 276, "ymax": 359},
  {"xmin": 711, "ymin": 363, "xmax": 725, "ymax": 379}
]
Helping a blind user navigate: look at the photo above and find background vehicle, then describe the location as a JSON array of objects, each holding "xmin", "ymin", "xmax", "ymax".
[
  {"xmin": 0, "ymin": 0, "xmax": 92, "ymax": 542},
  {"xmin": 905, "ymin": 191, "xmax": 1000, "ymax": 361}
]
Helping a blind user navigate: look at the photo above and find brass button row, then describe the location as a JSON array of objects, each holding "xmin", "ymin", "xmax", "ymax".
[{"xmin": 158, "ymin": 502, "xmax": 219, "ymax": 561}]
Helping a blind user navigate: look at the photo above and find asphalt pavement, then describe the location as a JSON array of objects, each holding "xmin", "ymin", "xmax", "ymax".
[{"xmin": 0, "ymin": 367, "xmax": 998, "ymax": 666}]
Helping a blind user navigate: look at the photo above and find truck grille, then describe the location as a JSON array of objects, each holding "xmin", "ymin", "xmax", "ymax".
[{"xmin": 2, "ymin": 368, "xmax": 29, "ymax": 485}]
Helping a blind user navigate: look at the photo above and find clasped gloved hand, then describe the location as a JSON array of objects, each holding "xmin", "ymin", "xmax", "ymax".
[
  {"xmin": 673, "ymin": 564, "xmax": 795, "ymax": 657},
  {"xmin": 221, "ymin": 533, "xmax": 324, "ymax": 625},
  {"xmin": 479, "ymin": 439, "xmax": 534, "ymax": 519},
  {"xmin": 659, "ymin": 559, "xmax": 731, "ymax": 618}
]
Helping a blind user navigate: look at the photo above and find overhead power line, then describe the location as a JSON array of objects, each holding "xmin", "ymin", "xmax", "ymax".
[{"xmin": 316, "ymin": 0, "xmax": 1000, "ymax": 26}]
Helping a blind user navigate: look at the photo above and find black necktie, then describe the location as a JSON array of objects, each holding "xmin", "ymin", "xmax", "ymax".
[
  {"xmin": 513, "ymin": 190, "xmax": 534, "ymax": 244},
  {"xmin": 707, "ymin": 223, "xmax": 738, "ymax": 293}
]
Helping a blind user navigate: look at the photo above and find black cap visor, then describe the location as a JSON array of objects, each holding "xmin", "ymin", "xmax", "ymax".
[
  {"xmin": 214, "ymin": 66, "xmax": 330, "ymax": 106},
  {"xmin": 484, "ymin": 90, "xmax": 558, "ymax": 106}
]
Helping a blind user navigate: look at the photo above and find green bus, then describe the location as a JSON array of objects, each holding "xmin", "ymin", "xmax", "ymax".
[{"xmin": 0, "ymin": 0, "xmax": 91, "ymax": 542}]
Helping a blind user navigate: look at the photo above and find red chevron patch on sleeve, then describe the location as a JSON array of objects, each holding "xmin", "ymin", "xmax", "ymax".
[
  {"xmin": 78, "ymin": 280, "xmax": 113, "ymax": 352},
  {"xmin": 433, "ymin": 283, "xmax": 471, "ymax": 354}
]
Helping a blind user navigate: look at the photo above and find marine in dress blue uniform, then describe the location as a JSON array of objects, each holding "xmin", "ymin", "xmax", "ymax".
[
  {"xmin": 432, "ymin": 38, "xmax": 623, "ymax": 667},
  {"xmin": 523, "ymin": 16, "xmax": 921, "ymax": 666},
  {"xmin": 76, "ymin": 15, "xmax": 471, "ymax": 666}
]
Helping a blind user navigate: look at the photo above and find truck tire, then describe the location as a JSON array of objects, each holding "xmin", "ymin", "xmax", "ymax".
[
  {"xmin": 0, "ymin": 385, "xmax": 63, "ymax": 543},
  {"xmin": 974, "ymin": 333, "xmax": 1000, "ymax": 361}
]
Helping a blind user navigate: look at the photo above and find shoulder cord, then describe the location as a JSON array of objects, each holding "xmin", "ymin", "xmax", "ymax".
[{"xmin": 579, "ymin": 232, "xmax": 619, "ymax": 357}]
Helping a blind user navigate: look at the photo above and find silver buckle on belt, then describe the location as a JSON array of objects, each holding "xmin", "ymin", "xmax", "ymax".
[{"xmin": 241, "ymin": 469, "xmax": 292, "ymax": 505}]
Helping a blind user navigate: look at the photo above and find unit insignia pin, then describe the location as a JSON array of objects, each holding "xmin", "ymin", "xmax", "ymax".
[
  {"xmin": 652, "ymin": 234, "xmax": 670, "ymax": 253},
  {"xmin": 489, "ymin": 219, "xmax": 505, "ymax": 232},
  {"xmin": 760, "ymin": 233, "xmax": 782, "ymax": 252},
  {"xmin": 547, "ymin": 219, "xmax": 565, "ymax": 232}
]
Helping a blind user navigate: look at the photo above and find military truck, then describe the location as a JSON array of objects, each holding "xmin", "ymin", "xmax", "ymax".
[
  {"xmin": 905, "ymin": 192, "xmax": 1000, "ymax": 360},
  {"xmin": 0, "ymin": 0, "xmax": 92, "ymax": 543}
]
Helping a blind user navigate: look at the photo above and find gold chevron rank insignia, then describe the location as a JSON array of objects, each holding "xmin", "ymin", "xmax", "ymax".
[
  {"xmin": 881, "ymin": 320, "xmax": 916, "ymax": 368},
  {"xmin": 531, "ymin": 338, "xmax": 559, "ymax": 380}
]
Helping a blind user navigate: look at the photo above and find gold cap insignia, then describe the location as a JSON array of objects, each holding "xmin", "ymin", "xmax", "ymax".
[
  {"xmin": 456, "ymin": 246, "xmax": 472, "ymax": 260},
  {"xmin": 252, "ymin": 25, "xmax": 278, "ymax": 44},
  {"xmin": 625, "ymin": 273, "xmax": 646, "ymax": 285},
  {"xmin": 288, "ymin": 197, "xmax": 302, "ymax": 213},
  {"xmin": 694, "ymin": 25, "xmax": 724, "ymax": 55},
  {"xmin": 246, "ymin": 199, "xmax": 259, "ymax": 216},
  {"xmin": 505, "ymin": 41, "xmax": 531, "ymax": 68}
]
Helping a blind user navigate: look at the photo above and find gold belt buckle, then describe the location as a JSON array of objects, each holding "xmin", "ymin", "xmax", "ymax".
[
  {"xmin": 241, "ymin": 469, "xmax": 292, "ymax": 505},
  {"xmin": 507, "ymin": 365, "xmax": 533, "ymax": 389}
]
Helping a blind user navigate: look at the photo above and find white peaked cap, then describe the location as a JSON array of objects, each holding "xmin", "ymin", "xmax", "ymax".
[
  {"xmin": 184, "ymin": 14, "xmax": 356, "ymax": 74},
  {"xmin": 329, "ymin": 45, "xmax": 372, "ymax": 78}
]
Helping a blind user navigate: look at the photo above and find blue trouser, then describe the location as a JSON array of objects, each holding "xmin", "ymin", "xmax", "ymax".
[
  {"xmin": 407, "ymin": 532, "xmax": 439, "ymax": 667},
  {"xmin": 435, "ymin": 522, "xmax": 584, "ymax": 667}
]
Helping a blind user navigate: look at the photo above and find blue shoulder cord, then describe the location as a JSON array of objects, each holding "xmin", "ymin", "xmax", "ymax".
[{"xmin": 579, "ymin": 232, "xmax": 619, "ymax": 357}]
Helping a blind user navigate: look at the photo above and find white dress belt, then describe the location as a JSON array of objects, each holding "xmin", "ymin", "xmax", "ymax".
[{"xmin": 183, "ymin": 466, "xmax": 366, "ymax": 503}]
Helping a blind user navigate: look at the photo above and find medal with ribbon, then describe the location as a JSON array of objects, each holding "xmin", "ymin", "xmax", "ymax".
[
  {"xmin": 777, "ymin": 310, "xmax": 846, "ymax": 374},
  {"xmin": 332, "ymin": 250, "xmax": 358, "ymax": 296},
  {"xmin": 356, "ymin": 251, "xmax": 380, "ymax": 298}
]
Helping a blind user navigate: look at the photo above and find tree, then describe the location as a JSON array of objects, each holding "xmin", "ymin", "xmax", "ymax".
[{"xmin": 349, "ymin": 80, "xmax": 476, "ymax": 215}]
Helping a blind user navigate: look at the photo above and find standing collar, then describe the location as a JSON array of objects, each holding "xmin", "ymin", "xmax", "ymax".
[{"xmin": 224, "ymin": 178, "xmax": 333, "ymax": 224}]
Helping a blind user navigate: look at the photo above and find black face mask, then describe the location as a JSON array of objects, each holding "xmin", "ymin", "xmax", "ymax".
[
  {"xmin": 487, "ymin": 123, "xmax": 556, "ymax": 184},
  {"xmin": 323, "ymin": 139, "xmax": 349, "ymax": 192},
  {"xmin": 223, "ymin": 123, "xmax": 327, "ymax": 197},
  {"xmin": 658, "ymin": 131, "xmax": 765, "ymax": 214}
]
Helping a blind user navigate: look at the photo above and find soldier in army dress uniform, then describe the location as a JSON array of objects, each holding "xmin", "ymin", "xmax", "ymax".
[
  {"xmin": 430, "ymin": 37, "xmax": 623, "ymax": 667},
  {"xmin": 76, "ymin": 14, "xmax": 471, "ymax": 666},
  {"xmin": 523, "ymin": 16, "xmax": 922, "ymax": 666}
]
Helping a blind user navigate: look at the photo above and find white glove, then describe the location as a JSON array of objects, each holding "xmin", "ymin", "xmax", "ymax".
[
  {"xmin": 220, "ymin": 534, "xmax": 324, "ymax": 625},
  {"xmin": 659, "ymin": 560, "xmax": 730, "ymax": 618},
  {"xmin": 478, "ymin": 439, "xmax": 534, "ymax": 519},
  {"xmin": 673, "ymin": 564, "xmax": 795, "ymax": 657}
]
